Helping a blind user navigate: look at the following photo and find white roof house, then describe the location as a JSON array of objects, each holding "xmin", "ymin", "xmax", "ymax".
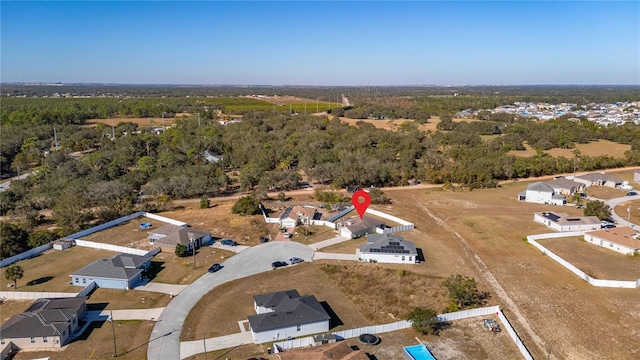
[
  {"xmin": 518, "ymin": 182, "xmax": 566, "ymax": 206},
  {"xmin": 358, "ymin": 233, "xmax": 418, "ymax": 264},
  {"xmin": 574, "ymin": 172, "xmax": 623, "ymax": 188},
  {"xmin": 584, "ymin": 227, "xmax": 640, "ymax": 255},
  {"xmin": 533, "ymin": 211, "xmax": 600, "ymax": 232}
]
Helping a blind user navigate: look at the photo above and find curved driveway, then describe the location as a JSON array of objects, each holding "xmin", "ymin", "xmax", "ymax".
[
  {"xmin": 147, "ymin": 241, "xmax": 314, "ymax": 360},
  {"xmin": 605, "ymin": 193, "xmax": 640, "ymax": 226}
]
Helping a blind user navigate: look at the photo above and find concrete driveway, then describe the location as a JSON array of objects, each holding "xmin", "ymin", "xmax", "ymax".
[
  {"xmin": 180, "ymin": 332, "xmax": 253, "ymax": 359},
  {"xmin": 147, "ymin": 241, "xmax": 314, "ymax": 360},
  {"xmin": 309, "ymin": 235, "xmax": 350, "ymax": 250}
]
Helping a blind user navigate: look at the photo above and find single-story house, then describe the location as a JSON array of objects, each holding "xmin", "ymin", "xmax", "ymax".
[
  {"xmin": 574, "ymin": 172, "xmax": 623, "ymax": 188},
  {"xmin": 584, "ymin": 227, "xmax": 640, "ymax": 255},
  {"xmin": 338, "ymin": 216, "xmax": 384, "ymax": 239},
  {"xmin": 147, "ymin": 224, "xmax": 211, "ymax": 252},
  {"xmin": 518, "ymin": 181, "xmax": 566, "ymax": 206},
  {"xmin": 202, "ymin": 150, "xmax": 223, "ymax": 163},
  {"xmin": 278, "ymin": 340, "xmax": 369, "ymax": 360},
  {"xmin": 546, "ymin": 177, "xmax": 585, "ymax": 196},
  {"xmin": 248, "ymin": 289, "xmax": 331, "ymax": 344},
  {"xmin": 0, "ymin": 297, "xmax": 86, "ymax": 350},
  {"xmin": 533, "ymin": 211, "xmax": 600, "ymax": 232},
  {"xmin": 634, "ymin": 170, "xmax": 640, "ymax": 183},
  {"xmin": 358, "ymin": 233, "xmax": 418, "ymax": 264},
  {"xmin": 279, "ymin": 206, "xmax": 320, "ymax": 228},
  {"xmin": 70, "ymin": 252, "xmax": 153, "ymax": 290}
]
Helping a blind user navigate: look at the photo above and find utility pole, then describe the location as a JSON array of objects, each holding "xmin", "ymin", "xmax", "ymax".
[
  {"xmin": 190, "ymin": 237, "xmax": 196, "ymax": 269},
  {"xmin": 110, "ymin": 310, "xmax": 118, "ymax": 357}
]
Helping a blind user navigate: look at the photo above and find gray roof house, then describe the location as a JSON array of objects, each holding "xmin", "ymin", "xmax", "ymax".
[
  {"xmin": 148, "ymin": 224, "xmax": 211, "ymax": 251},
  {"xmin": 546, "ymin": 177, "xmax": 585, "ymax": 195},
  {"xmin": 518, "ymin": 181, "xmax": 566, "ymax": 205},
  {"xmin": 339, "ymin": 216, "xmax": 385, "ymax": 239},
  {"xmin": 70, "ymin": 253, "xmax": 153, "ymax": 290},
  {"xmin": 248, "ymin": 290, "xmax": 331, "ymax": 343},
  {"xmin": 574, "ymin": 172, "xmax": 623, "ymax": 188},
  {"xmin": 0, "ymin": 297, "xmax": 86, "ymax": 350},
  {"xmin": 358, "ymin": 233, "xmax": 418, "ymax": 264}
]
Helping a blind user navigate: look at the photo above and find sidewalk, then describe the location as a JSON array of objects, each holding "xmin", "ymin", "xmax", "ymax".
[
  {"xmin": 84, "ymin": 307, "xmax": 165, "ymax": 321},
  {"xmin": 134, "ymin": 281, "xmax": 188, "ymax": 295},
  {"xmin": 313, "ymin": 252, "xmax": 359, "ymax": 261},
  {"xmin": 180, "ymin": 332, "xmax": 253, "ymax": 359},
  {"xmin": 309, "ymin": 235, "xmax": 350, "ymax": 250},
  {"xmin": 209, "ymin": 243, "xmax": 250, "ymax": 253}
]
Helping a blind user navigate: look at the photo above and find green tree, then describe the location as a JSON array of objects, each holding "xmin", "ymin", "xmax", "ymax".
[
  {"xmin": 199, "ymin": 195, "xmax": 210, "ymax": 209},
  {"xmin": 0, "ymin": 222, "xmax": 29, "ymax": 259},
  {"xmin": 583, "ymin": 200, "xmax": 612, "ymax": 220},
  {"xmin": 28, "ymin": 230, "xmax": 59, "ymax": 248},
  {"xmin": 231, "ymin": 196, "xmax": 260, "ymax": 215},
  {"xmin": 443, "ymin": 274, "xmax": 481, "ymax": 309},
  {"xmin": 5, "ymin": 264, "xmax": 24, "ymax": 288},
  {"xmin": 175, "ymin": 244, "xmax": 187, "ymax": 257},
  {"xmin": 406, "ymin": 307, "xmax": 439, "ymax": 335},
  {"xmin": 368, "ymin": 188, "xmax": 391, "ymax": 204}
]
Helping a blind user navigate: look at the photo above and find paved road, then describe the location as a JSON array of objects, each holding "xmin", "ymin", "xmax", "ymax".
[
  {"xmin": 147, "ymin": 241, "xmax": 315, "ymax": 360},
  {"xmin": 604, "ymin": 194, "xmax": 640, "ymax": 226},
  {"xmin": 0, "ymin": 172, "xmax": 33, "ymax": 192}
]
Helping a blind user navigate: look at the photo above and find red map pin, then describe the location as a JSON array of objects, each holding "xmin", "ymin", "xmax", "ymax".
[{"xmin": 351, "ymin": 189, "xmax": 371, "ymax": 219}]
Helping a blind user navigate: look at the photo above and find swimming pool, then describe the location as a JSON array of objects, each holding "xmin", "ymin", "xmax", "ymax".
[{"xmin": 403, "ymin": 344, "xmax": 436, "ymax": 360}]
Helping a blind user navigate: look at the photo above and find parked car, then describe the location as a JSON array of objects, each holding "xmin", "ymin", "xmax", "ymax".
[
  {"xmin": 221, "ymin": 239, "xmax": 238, "ymax": 246},
  {"xmin": 283, "ymin": 232, "xmax": 292, "ymax": 239},
  {"xmin": 289, "ymin": 257, "xmax": 304, "ymax": 264},
  {"xmin": 602, "ymin": 224, "xmax": 616, "ymax": 229},
  {"xmin": 259, "ymin": 236, "xmax": 269, "ymax": 243},
  {"xmin": 208, "ymin": 263, "xmax": 222, "ymax": 273},
  {"xmin": 272, "ymin": 261, "xmax": 288, "ymax": 269},
  {"xmin": 627, "ymin": 191, "xmax": 638, "ymax": 196}
]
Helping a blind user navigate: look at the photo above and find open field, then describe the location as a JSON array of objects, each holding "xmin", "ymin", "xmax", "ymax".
[
  {"xmin": 12, "ymin": 320, "xmax": 153, "ymax": 360},
  {"xmin": 2, "ymin": 247, "xmax": 118, "ymax": 293},
  {"xmin": 383, "ymin": 183, "xmax": 640, "ymax": 360},
  {"xmin": 539, "ymin": 236, "xmax": 640, "ymax": 280},
  {"xmin": 85, "ymin": 117, "xmax": 176, "ymax": 128},
  {"xmin": 509, "ymin": 140, "xmax": 631, "ymax": 158},
  {"xmin": 585, "ymin": 185, "xmax": 631, "ymax": 200},
  {"xmin": 337, "ymin": 115, "xmax": 471, "ymax": 133}
]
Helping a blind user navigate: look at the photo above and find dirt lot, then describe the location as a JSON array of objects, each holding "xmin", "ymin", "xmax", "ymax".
[
  {"xmin": 11, "ymin": 320, "xmax": 153, "ymax": 360},
  {"xmin": 509, "ymin": 140, "xmax": 631, "ymax": 159},
  {"xmin": 87, "ymin": 288, "xmax": 171, "ymax": 310},
  {"xmin": 384, "ymin": 183, "xmax": 640, "ymax": 360},
  {"xmin": 337, "ymin": 115, "xmax": 470, "ymax": 133},
  {"xmin": 585, "ymin": 185, "xmax": 631, "ymax": 200},
  {"xmin": 85, "ymin": 117, "xmax": 176, "ymax": 128},
  {"xmin": 539, "ymin": 236, "xmax": 640, "ymax": 280}
]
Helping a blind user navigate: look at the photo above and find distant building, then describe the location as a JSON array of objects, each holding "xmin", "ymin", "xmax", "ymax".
[
  {"xmin": 358, "ymin": 233, "xmax": 418, "ymax": 264},
  {"xmin": 0, "ymin": 297, "xmax": 86, "ymax": 350},
  {"xmin": 574, "ymin": 172, "xmax": 623, "ymax": 188},
  {"xmin": 584, "ymin": 227, "xmax": 640, "ymax": 255},
  {"xmin": 533, "ymin": 211, "xmax": 600, "ymax": 232},
  {"xmin": 248, "ymin": 290, "xmax": 330, "ymax": 344}
]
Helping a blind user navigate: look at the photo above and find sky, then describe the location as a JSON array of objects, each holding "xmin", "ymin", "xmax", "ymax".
[{"xmin": 1, "ymin": 1, "xmax": 639, "ymax": 86}]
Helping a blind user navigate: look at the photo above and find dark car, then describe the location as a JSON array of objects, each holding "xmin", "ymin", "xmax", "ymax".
[
  {"xmin": 221, "ymin": 239, "xmax": 238, "ymax": 246},
  {"xmin": 259, "ymin": 236, "xmax": 269, "ymax": 243},
  {"xmin": 272, "ymin": 261, "xmax": 288, "ymax": 269},
  {"xmin": 208, "ymin": 263, "xmax": 222, "ymax": 273},
  {"xmin": 289, "ymin": 257, "xmax": 304, "ymax": 264},
  {"xmin": 601, "ymin": 224, "xmax": 616, "ymax": 229},
  {"xmin": 627, "ymin": 191, "xmax": 638, "ymax": 196}
]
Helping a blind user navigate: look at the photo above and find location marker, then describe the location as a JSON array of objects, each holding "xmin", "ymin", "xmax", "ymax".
[{"xmin": 352, "ymin": 189, "xmax": 371, "ymax": 219}]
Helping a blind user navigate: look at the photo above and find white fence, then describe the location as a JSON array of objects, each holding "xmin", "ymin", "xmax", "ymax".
[
  {"xmin": 498, "ymin": 310, "xmax": 534, "ymax": 360},
  {"xmin": 0, "ymin": 243, "xmax": 52, "ymax": 268},
  {"xmin": 527, "ymin": 232, "xmax": 640, "ymax": 288},
  {"xmin": 365, "ymin": 208, "xmax": 414, "ymax": 227},
  {"xmin": 76, "ymin": 281, "xmax": 97, "ymax": 297},
  {"xmin": 74, "ymin": 239, "xmax": 151, "ymax": 256},
  {"xmin": 0, "ymin": 291, "xmax": 78, "ymax": 300},
  {"xmin": 382, "ymin": 224, "xmax": 415, "ymax": 234},
  {"xmin": 143, "ymin": 212, "xmax": 187, "ymax": 226}
]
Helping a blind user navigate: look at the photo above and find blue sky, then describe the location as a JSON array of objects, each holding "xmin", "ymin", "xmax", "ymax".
[{"xmin": 1, "ymin": 1, "xmax": 638, "ymax": 85}]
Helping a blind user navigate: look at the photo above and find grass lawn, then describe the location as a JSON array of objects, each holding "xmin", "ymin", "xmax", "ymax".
[
  {"xmin": 290, "ymin": 225, "xmax": 338, "ymax": 245},
  {"xmin": 12, "ymin": 320, "xmax": 154, "ymax": 360},
  {"xmin": 4, "ymin": 247, "xmax": 118, "ymax": 293},
  {"xmin": 318, "ymin": 237, "xmax": 367, "ymax": 254},
  {"xmin": 509, "ymin": 140, "xmax": 631, "ymax": 158},
  {"xmin": 81, "ymin": 217, "xmax": 167, "ymax": 250},
  {"xmin": 538, "ymin": 236, "xmax": 640, "ymax": 280},
  {"xmin": 181, "ymin": 262, "xmax": 376, "ymax": 341},
  {"xmin": 86, "ymin": 288, "xmax": 171, "ymax": 310},
  {"xmin": 148, "ymin": 247, "xmax": 234, "ymax": 285},
  {"xmin": 585, "ymin": 185, "xmax": 630, "ymax": 200},
  {"xmin": 0, "ymin": 299, "xmax": 32, "ymax": 325},
  {"xmin": 613, "ymin": 199, "xmax": 640, "ymax": 225}
]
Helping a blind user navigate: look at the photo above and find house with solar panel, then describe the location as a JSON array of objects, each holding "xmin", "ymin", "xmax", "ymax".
[
  {"xmin": 70, "ymin": 252, "xmax": 153, "ymax": 290},
  {"xmin": 533, "ymin": 211, "xmax": 600, "ymax": 232},
  {"xmin": 247, "ymin": 289, "xmax": 331, "ymax": 344},
  {"xmin": 358, "ymin": 233, "xmax": 418, "ymax": 264},
  {"xmin": 0, "ymin": 297, "xmax": 86, "ymax": 350}
]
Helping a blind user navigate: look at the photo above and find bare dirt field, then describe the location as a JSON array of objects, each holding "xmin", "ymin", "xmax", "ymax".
[
  {"xmin": 337, "ymin": 115, "xmax": 470, "ymax": 133},
  {"xmin": 509, "ymin": 140, "xmax": 631, "ymax": 158},
  {"xmin": 12, "ymin": 320, "xmax": 153, "ymax": 360},
  {"xmin": 539, "ymin": 236, "xmax": 640, "ymax": 280},
  {"xmin": 384, "ymin": 183, "xmax": 640, "ymax": 360}
]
